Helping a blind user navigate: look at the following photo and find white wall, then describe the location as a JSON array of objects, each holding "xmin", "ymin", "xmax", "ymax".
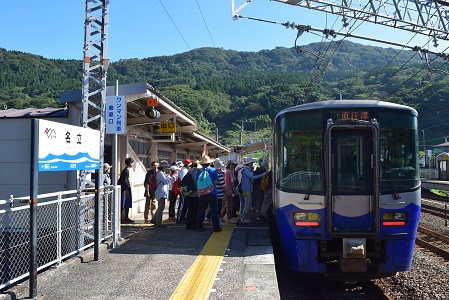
[{"xmin": 0, "ymin": 118, "xmax": 70, "ymax": 201}]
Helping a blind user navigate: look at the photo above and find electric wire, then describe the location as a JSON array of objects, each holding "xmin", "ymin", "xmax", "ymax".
[
  {"xmin": 158, "ymin": 0, "xmax": 191, "ymax": 50},
  {"xmin": 236, "ymin": 4, "xmax": 449, "ymax": 106},
  {"xmin": 195, "ymin": 0, "xmax": 215, "ymax": 47},
  {"xmin": 382, "ymin": 45, "xmax": 449, "ymax": 105}
]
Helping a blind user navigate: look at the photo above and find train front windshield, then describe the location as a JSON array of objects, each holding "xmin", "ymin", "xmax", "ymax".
[
  {"xmin": 275, "ymin": 110, "xmax": 324, "ymax": 193},
  {"xmin": 274, "ymin": 108, "xmax": 419, "ymax": 195},
  {"xmin": 379, "ymin": 111, "xmax": 420, "ymax": 193}
]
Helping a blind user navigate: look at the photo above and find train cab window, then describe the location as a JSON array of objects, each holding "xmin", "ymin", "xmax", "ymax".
[
  {"xmin": 333, "ymin": 133, "xmax": 369, "ymax": 194},
  {"xmin": 379, "ymin": 111, "xmax": 419, "ymax": 193},
  {"xmin": 275, "ymin": 111, "xmax": 323, "ymax": 193}
]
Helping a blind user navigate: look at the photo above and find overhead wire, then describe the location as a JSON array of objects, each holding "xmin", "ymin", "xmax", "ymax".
[
  {"xmin": 158, "ymin": 0, "xmax": 191, "ymax": 50},
  {"xmin": 382, "ymin": 44, "xmax": 449, "ymax": 105},
  {"xmin": 195, "ymin": 0, "xmax": 216, "ymax": 47},
  {"xmin": 235, "ymin": 2, "xmax": 449, "ymax": 106}
]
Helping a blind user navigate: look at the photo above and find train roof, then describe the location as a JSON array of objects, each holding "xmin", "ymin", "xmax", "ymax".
[{"xmin": 275, "ymin": 100, "xmax": 418, "ymax": 119}]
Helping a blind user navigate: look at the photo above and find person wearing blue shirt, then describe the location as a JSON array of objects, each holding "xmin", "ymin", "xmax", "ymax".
[
  {"xmin": 195, "ymin": 156, "xmax": 222, "ymax": 232},
  {"xmin": 240, "ymin": 158, "xmax": 267, "ymax": 223}
]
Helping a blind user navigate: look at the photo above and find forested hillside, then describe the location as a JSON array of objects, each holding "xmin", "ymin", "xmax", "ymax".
[{"xmin": 1, "ymin": 41, "xmax": 448, "ymax": 147}]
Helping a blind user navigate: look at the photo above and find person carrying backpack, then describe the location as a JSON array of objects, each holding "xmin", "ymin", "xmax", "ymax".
[
  {"xmin": 143, "ymin": 161, "xmax": 159, "ymax": 224},
  {"xmin": 177, "ymin": 158, "xmax": 192, "ymax": 224},
  {"xmin": 195, "ymin": 156, "xmax": 222, "ymax": 233},
  {"xmin": 184, "ymin": 160, "xmax": 199, "ymax": 230}
]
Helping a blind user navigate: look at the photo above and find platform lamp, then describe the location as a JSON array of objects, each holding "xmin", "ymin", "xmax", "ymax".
[{"xmin": 145, "ymin": 97, "xmax": 160, "ymax": 119}]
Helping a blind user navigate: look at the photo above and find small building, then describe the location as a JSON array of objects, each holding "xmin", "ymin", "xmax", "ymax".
[{"xmin": 1, "ymin": 82, "xmax": 230, "ymax": 218}]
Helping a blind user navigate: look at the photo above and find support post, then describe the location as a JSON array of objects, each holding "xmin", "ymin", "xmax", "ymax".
[{"xmin": 28, "ymin": 119, "xmax": 39, "ymax": 299}]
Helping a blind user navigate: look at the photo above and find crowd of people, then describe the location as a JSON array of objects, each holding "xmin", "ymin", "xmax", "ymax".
[{"xmin": 115, "ymin": 155, "xmax": 273, "ymax": 232}]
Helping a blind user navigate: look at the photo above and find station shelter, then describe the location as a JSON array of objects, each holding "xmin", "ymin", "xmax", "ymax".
[{"xmin": 59, "ymin": 82, "xmax": 230, "ymax": 217}]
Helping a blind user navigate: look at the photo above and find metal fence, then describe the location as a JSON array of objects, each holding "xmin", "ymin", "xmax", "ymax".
[
  {"xmin": 0, "ymin": 187, "xmax": 118, "ymax": 291},
  {"xmin": 420, "ymin": 168, "xmax": 439, "ymax": 180}
]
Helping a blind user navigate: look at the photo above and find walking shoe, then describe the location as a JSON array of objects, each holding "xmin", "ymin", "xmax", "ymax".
[
  {"xmin": 149, "ymin": 219, "xmax": 156, "ymax": 225},
  {"xmin": 257, "ymin": 215, "xmax": 266, "ymax": 222},
  {"xmin": 144, "ymin": 219, "xmax": 149, "ymax": 224},
  {"xmin": 213, "ymin": 227, "xmax": 223, "ymax": 232}
]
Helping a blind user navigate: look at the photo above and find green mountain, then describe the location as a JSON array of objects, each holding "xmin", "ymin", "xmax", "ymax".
[{"xmin": 1, "ymin": 41, "xmax": 448, "ymax": 147}]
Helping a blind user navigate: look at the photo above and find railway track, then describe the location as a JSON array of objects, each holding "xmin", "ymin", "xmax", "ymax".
[
  {"xmin": 320, "ymin": 281, "xmax": 393, "ymax": 299},
  {"xmin": 421, "ymin": 203, "xmax": 449, "ymax": 220},
  {"xmin": 416, "ymin": 226, "xmax": 449, "ymax": 259}
]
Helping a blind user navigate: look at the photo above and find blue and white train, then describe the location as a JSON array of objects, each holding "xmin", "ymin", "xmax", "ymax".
[{"xmin": 271, "ymin": 100, "xmax": 421, "ymax": 281}]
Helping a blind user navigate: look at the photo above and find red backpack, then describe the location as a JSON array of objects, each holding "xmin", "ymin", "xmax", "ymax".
[
  {"xmin": 173, "ymin": 177, "xmax": 180, "ymax": 197},
  {"xmin": 149, "ymin": 173, "xmax": 157, "ymax": 190}
]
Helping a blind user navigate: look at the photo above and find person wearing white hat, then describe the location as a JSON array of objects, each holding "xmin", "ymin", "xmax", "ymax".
[
  {"xmin": 239, "ymin": 158, "xmax": 267, "ymax": 223},
  {"xmin": 195, "ymin": 156, "xmax": 222, "ymax": 232},
  {"xmin": 102, "ymin": 163, "xmax": 112, "ymax": 187}
]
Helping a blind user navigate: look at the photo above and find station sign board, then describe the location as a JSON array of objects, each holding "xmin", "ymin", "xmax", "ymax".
[{"xmin": 38, "ymin": 120, "xmax": 100, "ymax": 172}]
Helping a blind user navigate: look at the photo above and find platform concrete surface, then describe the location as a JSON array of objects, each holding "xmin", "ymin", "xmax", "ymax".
[{"xmin": 0, "ymin": 216, "xmax": 280, "ymax": 300}]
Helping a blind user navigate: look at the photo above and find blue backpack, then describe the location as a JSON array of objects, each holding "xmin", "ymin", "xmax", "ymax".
[{"xmin": 197, "ymin": 168, "xmax": 214, "ymax": 196}]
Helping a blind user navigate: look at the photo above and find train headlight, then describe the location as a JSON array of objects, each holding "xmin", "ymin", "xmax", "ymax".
[
  {"xmin": 293, "ymin": 212, "xmax": 321, "ymax": 227},
  {"xmin": 382, "ymin": 212, "xmax": 407, "ymax": 226}
]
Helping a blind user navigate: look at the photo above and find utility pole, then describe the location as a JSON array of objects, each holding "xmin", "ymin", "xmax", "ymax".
[
  {"xmin": 81, "ymin": 0, "xmax": 109, "ymax": 249},
  {"xmin": 422, "ymin": 130, "xmax": 426, "ymax": 167}
]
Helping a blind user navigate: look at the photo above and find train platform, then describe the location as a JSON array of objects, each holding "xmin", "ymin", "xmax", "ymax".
[{"xmin": 0, "ymin": 210, "xmax": 280, "ymax": 300}]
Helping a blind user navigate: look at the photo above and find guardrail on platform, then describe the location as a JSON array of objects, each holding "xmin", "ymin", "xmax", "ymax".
[{"xmin": 0, "ymin": 187, "xmax": 119, "ymax": 292}]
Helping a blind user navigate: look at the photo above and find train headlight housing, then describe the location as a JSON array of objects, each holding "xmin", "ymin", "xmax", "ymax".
[
  {"xmin": 382, "ymin": 212, "xmax": 407, "ymax": 226},
  {"xmin": 293, "ymin": 212, "xmax": 321, "ymax": 227}
]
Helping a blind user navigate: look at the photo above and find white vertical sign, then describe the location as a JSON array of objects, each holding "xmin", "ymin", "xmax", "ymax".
[{"xmin": 106, "ymin": 95, "xmax": 127, "ymax": 134}]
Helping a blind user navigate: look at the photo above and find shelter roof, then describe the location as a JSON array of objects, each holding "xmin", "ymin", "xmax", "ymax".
[
  {"xmin": 59, "ymin": 82, "xmax": 229, "ymax": 155},
  {"xmin": 0, "ymin": 107, "xmax": 68, "ymax": 118}
]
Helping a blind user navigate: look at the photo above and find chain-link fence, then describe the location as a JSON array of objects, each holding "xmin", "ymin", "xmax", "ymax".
[{"xmin": 0, "ymin": 188, "xmax": 115, "ymax": 291}]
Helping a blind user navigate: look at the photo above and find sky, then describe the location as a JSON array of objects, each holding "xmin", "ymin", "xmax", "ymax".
[{"xmin": 1, "ymin": 0, "xmax": 447, "ymax": 62}]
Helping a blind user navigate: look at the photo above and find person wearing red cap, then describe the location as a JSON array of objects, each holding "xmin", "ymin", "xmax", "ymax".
[{"xmin": 176, "ymin": 158, "xmax": 192, "ymax": 223}]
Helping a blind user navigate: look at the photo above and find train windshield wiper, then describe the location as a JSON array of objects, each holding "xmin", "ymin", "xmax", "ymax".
[
  {"xmin": 389, "ymin": 171, "xmax": 401, "ymax": 200},
  {"xmin": 304, "ymin": 164, "xmax": 320, "ymax": 200}
]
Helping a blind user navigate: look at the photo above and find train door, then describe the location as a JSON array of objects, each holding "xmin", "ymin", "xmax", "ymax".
[{"xmin": 328, "ymin": 128, "xmax": 377, "ymax": 233}]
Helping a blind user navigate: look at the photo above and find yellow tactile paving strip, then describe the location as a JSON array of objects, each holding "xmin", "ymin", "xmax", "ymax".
[{"xmin": 170, "ymin": 223, "xmax": 236, "ymax": 300}]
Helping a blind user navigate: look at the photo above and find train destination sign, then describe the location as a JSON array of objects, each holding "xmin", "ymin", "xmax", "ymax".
[
  {"xmin": 38, "ymin": 120, "xmax": 100, "ymax": 172},
  {"xmin": 332, "ymin": 110, "xmax": 370, "ymax": 121}
]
